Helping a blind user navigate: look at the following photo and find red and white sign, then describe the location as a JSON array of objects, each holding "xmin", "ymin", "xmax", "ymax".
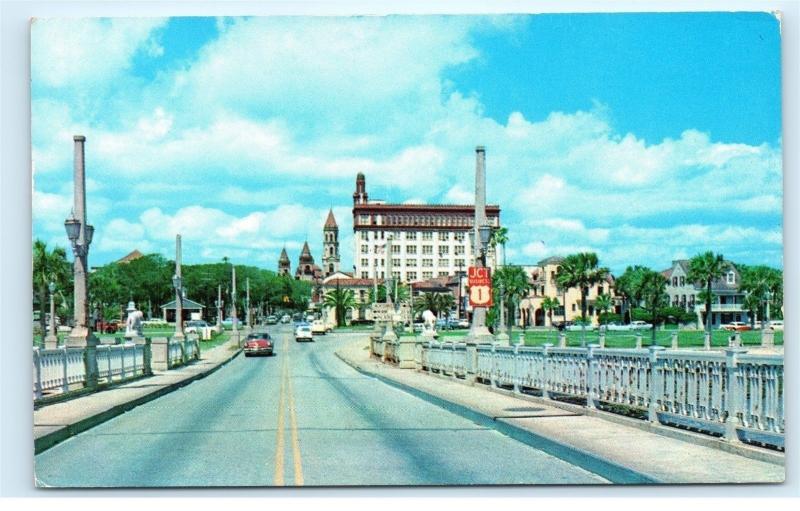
[{"xmin": 468, "ymin": 266, "xmax": 493, "ymax": 307}]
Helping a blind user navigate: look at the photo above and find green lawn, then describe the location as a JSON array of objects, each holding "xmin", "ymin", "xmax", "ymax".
[{"xmin": 433, "ymin": 327, "xmax": 782, "ymax": 349}]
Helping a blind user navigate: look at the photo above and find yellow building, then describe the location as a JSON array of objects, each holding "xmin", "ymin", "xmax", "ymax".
[{"xmin": 518, "ymin": 256, "xmax": 616, "ymax": 327}]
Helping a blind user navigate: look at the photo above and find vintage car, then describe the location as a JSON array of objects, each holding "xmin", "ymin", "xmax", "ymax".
[{"xmin": 244, "ymin": 332, "xmax": 274, "ymax": 357}]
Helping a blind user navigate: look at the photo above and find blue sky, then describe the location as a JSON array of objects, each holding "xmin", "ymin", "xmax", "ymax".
[{"xmin": 31, "ymin": 13, "xmax": 783, "ymax": 275}]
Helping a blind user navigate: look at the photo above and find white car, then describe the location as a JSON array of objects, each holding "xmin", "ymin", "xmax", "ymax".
[
  {"xmin": 629, "ymin": 321, "xmax": 653, "ymax": 330},
  {"xmin": 768, "ymin": 320, "xmax": 784, "ymax": 331},
  {"xmin": 566, "ymin": 322, "xmax": 597, "ymax": 331},
  {"xmin": 311, "ymin": 320, "xmax": 329, "ymax": 335},
  {"xmin": 295, "ymin": 324, "xmax": 313, "ymax": 342},
  {"xmin": 184, "ymin": 320, "xmax": 210, "ymax": 334}
]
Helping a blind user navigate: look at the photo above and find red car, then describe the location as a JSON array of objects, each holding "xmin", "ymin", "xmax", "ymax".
[
  {"xmin": 721, "ymin": 322, "xmax": 752, "ymax": 332},
  {"xmin": 244, "ymin": 333, "xmax": 274, "ymax": 357}
]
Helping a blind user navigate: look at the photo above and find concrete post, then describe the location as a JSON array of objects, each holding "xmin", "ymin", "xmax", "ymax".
[
  {"xmin": 150, "ymin": 337, "xmax": 169, "ymax": 371},
  {"xmin": 541, "ymin": 343, "xmax": 553, "ymax": 400},
  {"xmin": 468, "ymin": 146, "xmax": 493, "ymax": 343},
  {"xmin": 585, "ymin": 344, "xmax": 598, "ymax": 409},
  {"xmin": 489, "ymin": 342, "xmax": 497, "ymax": 387},
  {"xmin": 671, "ymin": 331, "xmax": 679, "ymax": 350},
  {"xmin": 724, "ymin": 348, "xmax": 748, "ymax": 443},
  {"xmin": 733, "ymin": 332, "xmax": 742, "ymax": 347},
  {"xmin": 45, "ymin": 286, "xmax": 58, "ymax": 349},
  {"xmin": 558, "ymin": 331, "xmax": 566, "ymax": 348},
  {"xmin": 143, "ymin": 337, "xmax": 153, "ymax": 376},
  {"xmin": 598, "ymin": 329, "xmax": 606, "ymax": 349},
  {"xmin": 635, "ymin": 333, "xmax": 643, "ymax": 349},
  {"xmin": 512, "ymin": 343, "xmax": 520, "ymax": 393},
  {"xmin": 704, "ymin": 331, "xmax": 711, "ymax": 350},
  {"xmin": 465, "ymin": 342, "xmax": 477, "ymax": 384},
  {"xmin": 647, "ymin": 345, "xmax": 666, "ymax": 423},
  {"xmin": 516, "ymin": 332, "xmax": 525, "ymax": 346}
]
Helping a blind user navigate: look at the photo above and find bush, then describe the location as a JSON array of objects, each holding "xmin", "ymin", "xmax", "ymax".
[{"xmin": 599, "ymin": 312, "xmax": 622, "ymax": 324}]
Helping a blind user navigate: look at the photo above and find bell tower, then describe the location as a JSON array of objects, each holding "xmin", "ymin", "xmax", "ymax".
[{"xmin": 323, "ymin": 208, "xmax": 340, "ymax": 276}]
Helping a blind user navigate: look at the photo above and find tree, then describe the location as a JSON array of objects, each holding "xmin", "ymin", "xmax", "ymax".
[
  {"xmin": 595, "ymin": 293, "xmax": 613, "ymax": 326},
  {"xmin": 615, "ymin": 265, "xmax": 649, "ymax": 324},
  {"xmin": 687, "ymin": 251, "xmax": 728, "ymax": 334},
  {"xmin": 738, "ymin": 264, "xmax": 783, "ymax": 328},
  {"xmin": 541, "ymin": 296, "xmax": 560, "ymax": 340},
  {"xmin": 33, "ymin": 239, "xmax": 71, "ymax": 333},
  {"xmin": 555, "ymin": 252, "xmax": 609, "ymax": 324},
  {"xmin": 490, "ymin": 226, "xmax": 509, "ymax": 267},
  {"xmin": 639, "ymin": 269, "xmax": 669, "ymax": 344},
  {"xmin": 368, "ymin": 281, "xmax": 410, "ymax": 304},
  {"xmin": 492, "ymin": 265, "xmax": 531, "ymax": 330},
  {"xmin": 413, "ymin": 292, "xmax": 453, "ymax": 318},
  {"xmin": 323, "ymin": 285, "xmax": 355, "ymax": 327}
]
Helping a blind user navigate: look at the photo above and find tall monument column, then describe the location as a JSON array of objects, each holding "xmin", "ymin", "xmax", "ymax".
[{"xmin": 469, "ymin": 146, "xmax": 493, "ymax": 342}]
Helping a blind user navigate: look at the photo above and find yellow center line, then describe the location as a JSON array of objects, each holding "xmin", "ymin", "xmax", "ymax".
[
  {"xmin": 287, "ymin": 362, "xmax": 304, "ymax": 486},
  {"xmin": 273, "ymin": 338, "xmax": 288, "ymax": 486}
]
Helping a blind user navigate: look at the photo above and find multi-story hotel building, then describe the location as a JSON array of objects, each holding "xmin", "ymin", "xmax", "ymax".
[{"xmin": 351, "ymin": 173, "xmax": 501, "ymax": 283}]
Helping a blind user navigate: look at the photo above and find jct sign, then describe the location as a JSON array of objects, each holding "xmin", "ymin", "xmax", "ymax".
[{"xmin": 468, "ymin": 267, "xmax": 493, "ymax": 307}]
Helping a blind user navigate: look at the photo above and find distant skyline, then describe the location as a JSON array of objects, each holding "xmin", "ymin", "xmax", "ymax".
[{"xmin": 31, "ymin": 13, "xmax": 783, "ymax": 275}]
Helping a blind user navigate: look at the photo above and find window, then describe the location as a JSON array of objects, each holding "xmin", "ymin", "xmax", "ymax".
[
  {"xmin": 455, "ymin": 245, "xmax": 465, "ymax": 255},
  {"xmin": 391, "ymin": 245, "xmax": 400, "ymax": 254},
  {"xmin": 422, "ymin": 245, "xmax": 433, "ymax": 255},
  {"xmin": 438, "ymin": 246, "xmax": 449, "ymax": 255},
  {"xmin": 392, "ymin": 258, "xmax": 401, "ymax": 268},
  {"xmin": 361, "ymin": 272, "xmax": 369, "ymax": 279},
  {"xmin": 438, "ymin": 258, "xmax": 449, "ymax": 267},
  {"xmin": 407, "ymin": 272, "xmax": 418, "ymax": 281},
  {"xmin": 422, "ymin": 259, "xmax": 433, "ymax": 267},
  {"xmin": 422, "ymin": 232, "xmax": 433, "ymax": 241},
  {"xmin": 455, "ymin": 258, "xmax": 465, "ymax": 268},
  {"xmin": 405, "ymin": 259, "xmax": 417, "ymax": 267},
  {"xmin": 423, "ymin": 271, "xmax": 433, "ymax": 279},
  {"xmin": 455, "ymin": 232, "xmax": 465, "ymax": 242},
  {"xmin": 673, "ymin": 277, "xmax": 678, "ymax": 286},
  {"xmin": 406, "ymin": 245, "xmax": 417, "ymax": 254},
  {"xmin": 361, "ymin": 258, "xmax": 368, "ymax": 267},
  {"xmin": 361, "ymin": 245, "xmax": 368, "ymax": 254},
  {"xmin": 439, "ymin": 232, "xmax": 449, "ymax": 241},
  {"xmin": 407, "ymin": 232, "xmax": 417, "ymax": 241},
  {"xmin": 392, "ymin": 271, "xmax": 400, "ymax": 280},
  {"xmin": 438, "ymin": 271, "xmax": 449, "ymax": 277},
  {"xmin": 572, "ymin": 304, "xmax": 577, "ymax": 312},
  {"xmin": 359, "ymin": 231, "xmax": 369, "ymax": 240},
  {"xmin": 726, "ymin": 271, "xmax": 735, "ymax": 285},
  {"xmin": 680, "ymin": 276, "xmax": 685, "ymax": 286}
]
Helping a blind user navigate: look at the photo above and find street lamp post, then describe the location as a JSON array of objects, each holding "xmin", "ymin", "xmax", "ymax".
[
  {"xmin": 246, "ymin": 277, "xmax": 251, "ymax": 330},
  {"xmin": 172, "ymin": 234, "xmax": 184, "ymax": 340},
  {"xmin": 231, "ymin": 265, "xmax": 239, "ymax": 341},
  {"xmin": 64, "ymin": 135, "xmax": 97, "ymax": 349},
  {"xmin": 216, "ymin": 285, "xmax": 223, "ymax": 331},
  {"xmin": 44, "ymin": 281, "xmax": 58, "ymax": 349}
]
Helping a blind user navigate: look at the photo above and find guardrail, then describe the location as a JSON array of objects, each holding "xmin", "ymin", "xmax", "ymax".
[
  {"xmin": 418, "ymin": 341, "xmax": 784, "ymax": 450},
  {"xmin": 33, "ymin": 336, "xmax": 201, "ymax": 402}
]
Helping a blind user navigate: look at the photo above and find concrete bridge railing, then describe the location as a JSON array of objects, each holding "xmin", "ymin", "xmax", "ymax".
[
  {"xmin": 33, "ymin": 336, "xmax": 201, "ymax": 402},
  {"xmin": 418, "ymin": 341, "xmax": 784, "ymax": 450}
]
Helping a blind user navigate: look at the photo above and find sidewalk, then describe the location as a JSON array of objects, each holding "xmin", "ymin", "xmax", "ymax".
[
  {"xmin": 34, "ymin": 337, "xmax": 242, "ymax": 454},
  {"xmin": 335, "ymin": 337, "xmax": 784, "ymax": 485}
]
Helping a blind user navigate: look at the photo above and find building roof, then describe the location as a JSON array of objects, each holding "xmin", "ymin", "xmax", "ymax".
[
  {"xmin": 322, "ymin": 278, "xmax": 377, "ymax": 288},
  {"xmin": 411, "ymin": 277, "xmax": 455, "ymax": 293},
  {"xmin": 537, "ymin": 256, "xmax": 565, "ymax": 266},
  {"xmin": 160, "ymin": 297, "xmax": 205, "ymax": 310},
  {"xmin": 279, "ymin": 247, "xmax": 290, "ymax": 263},
  {"xmin": 117, "ymin": 249, "xmax": 144, "ymax": 264},
  {"xmin": 299, "ymin": 241, "xmax": 314, "ymax": 263},
  {"xmin": 324, "ymin": 209, "xmax": 338, "ymax": 229}
]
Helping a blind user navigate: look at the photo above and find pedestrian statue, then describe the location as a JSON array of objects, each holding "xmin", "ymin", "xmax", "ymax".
[
  {"xmin": 125, "ymin": 301, "xmax": 144, "ymax": 337},
  {"xmin": 421, "ymin": 309, "xmax": 437, "ymax": 338}
]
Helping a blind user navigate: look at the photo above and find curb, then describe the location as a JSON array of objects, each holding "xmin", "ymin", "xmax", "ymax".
[
  {"xmin": 334, "ymin": 349, "xmax": 659, "ymax": 485},
  {"xmin": 34, "ymin": 343, "xmax": 243, "ymax": 455}
]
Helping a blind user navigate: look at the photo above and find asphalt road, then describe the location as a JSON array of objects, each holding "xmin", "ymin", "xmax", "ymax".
[{"xmin": 34, "ymin": 325, "xmax": 608, "ymax": 487}]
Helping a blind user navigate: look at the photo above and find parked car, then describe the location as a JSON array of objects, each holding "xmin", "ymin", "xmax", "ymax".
[
  {"xmin": 280, "ymin": 314, "xmax": 291, "ymax": 324},
  {"xmin": 552, "ymin": 320, "xmax": 573, "ymax": 331},
  {"xmin": 456, "ymin": 318, "xmax": 470, "ymax": 329},
  {"xmin": 311, "ymin": 320, "xmax": 329, "ymax": 335},
  {"xmin": 629, "ymin": 321, "xmax": 654, "ymax": 330},
  {"xmin": 566, "ymin": 322, "xmax": 597, "ymax": 331},
  {"xmin": 265, "ymin": 315, "xmax": 278, "ymax": 325},
  {"xmin": 768, "ymin": 320, "xmax": 784, "ymax": 331},
  {"xmin": 295, "ymin": 324, "xmax": 313, "ymax": 342},
  {"xmin": 184, "ymin": 320, "xmax": 210, "ymax": 334},
  {"xmin": 244, "ymin": 332, "xmax": 274, "ymax": 357},
  {"xmin": 720, "ymin": 321, "xmax": 751, "ymax": 332},
  {"xmin": 605, "ymin": 321, "xmax": 629, "ymax": 331},
  {"xmin": 94, "ymin": 319, "xmax": 122, "ymax": 334}
]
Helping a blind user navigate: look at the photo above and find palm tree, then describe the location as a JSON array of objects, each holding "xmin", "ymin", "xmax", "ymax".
[
  {"xmin": 639, "ymin": 270, "xmax": 669, "ymax": 344},
  {"xmin": 556, "ymin": 252, "xmax": 609, "ymax": 323},
  {"xmin": 436, "ymin": 293, "xmax": 456, "ymax": 324},
  {"xmin": 490, "ymin": 227, "xmax": 509, "ymax": 267},
  {"xmin": 595, "ymin": 293, "xmax": 613, "ymax": 326},
  {"xmin": 687, "ymin": 251, "xmax": 728, "ymax": 334},
  {"xmin": 615, "ymin": 265, "xmax": 648, "ymax": 324},
  {"xmin": 368, "ymin": 281, "xmax": 409, "ymax": 304},
  {"xmin": 541, "ymin": 296, "xmax": 559, "ymax": 340},
  {"xmin": 33, "ymin": 239, "xmax": 71, "ymax": 335},
  {"xmin": 323, "ymin": 286, "xmax": 355, "ymax": 327},
  {"xmin": 739, "ymin": 265, "xmax": 782, "ymax": 329},
  {"xmin": 493, "ymin": 265, "xmax": 531, "ymax": 330},
  {"xmin": 413, "ymin": 292, "xmax": 452, "ymax": 318}
]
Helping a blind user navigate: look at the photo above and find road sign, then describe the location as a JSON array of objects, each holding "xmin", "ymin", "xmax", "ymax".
[
  {"xmin": 468, "ymin": 266, "xmax": 493, "ymax": 307},
  {"xmin": 371, "ymin": 303, "xmax": 394, "ymax": 322}
]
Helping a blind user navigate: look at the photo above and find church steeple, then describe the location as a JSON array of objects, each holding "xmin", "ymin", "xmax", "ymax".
[
  {"xmin": 278, "ymin": 247, "xmax": 290, "ymax": 276},
  {"xmin": 323, "ymin": 209, "xmax": 340, "ymax": 276}
]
